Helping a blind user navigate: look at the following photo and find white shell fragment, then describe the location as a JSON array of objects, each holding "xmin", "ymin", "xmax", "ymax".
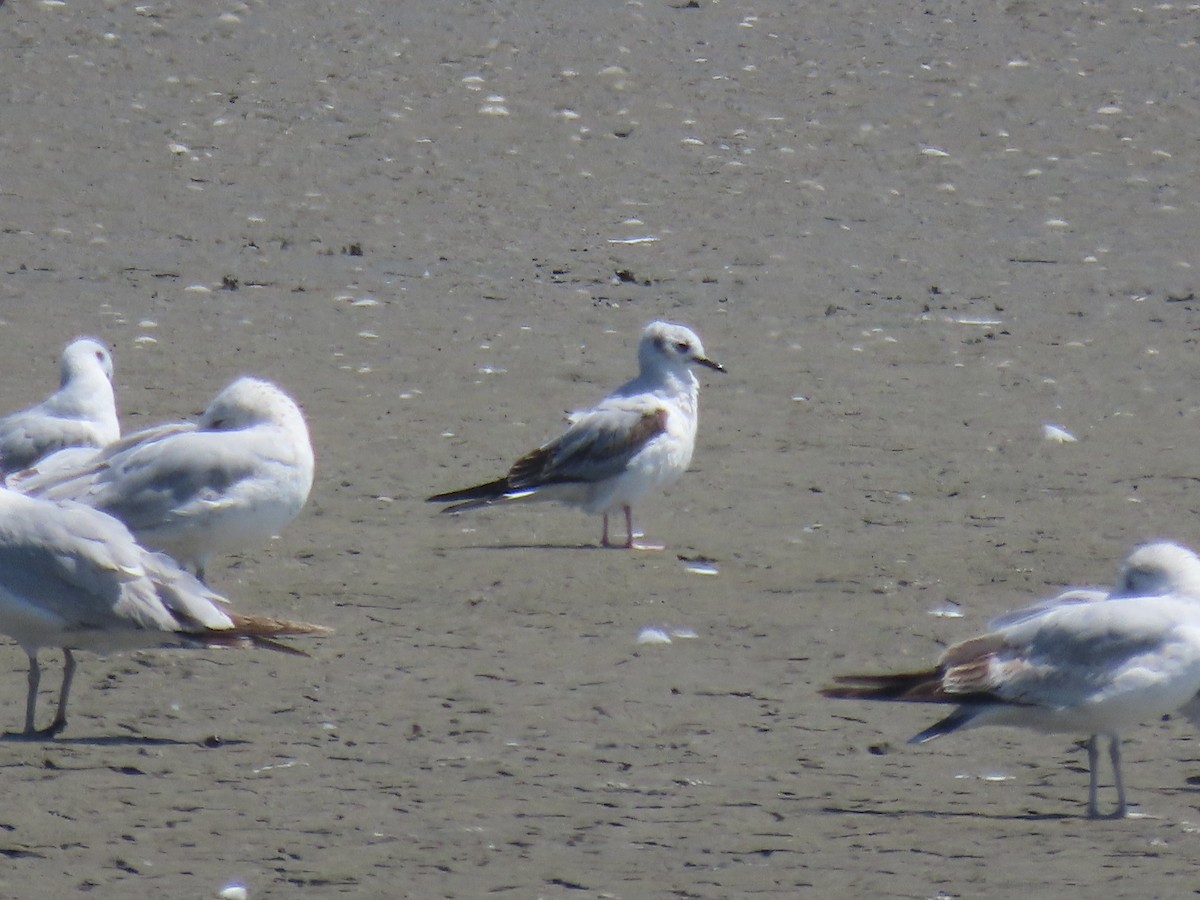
[
  {"xmin": 637, "ymin": 625, "xmax": 699, "ymax": 645},
  {"xmin": 606, "ymin": 235, "xmax": 659, "ymax": 245},
  {"xmin": 1043, "ymin": 423, "xmax": 1078, "ymax": 444},
  {"xmin": 637, "ymin": 626, "xmax": 672, "ymax": 645},
  {"xmin": 251, "ymin": 759, "xmax": 306, "ymax": 775},
  {"xmin": 218, "ymin": 885, "xmax": 249, "ymax": 900}
]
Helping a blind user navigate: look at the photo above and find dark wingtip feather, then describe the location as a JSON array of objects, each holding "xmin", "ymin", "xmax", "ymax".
[
  {"xmin": 426, "ymin": 476, "xmax": 512, "ymax": 506},
  {"xmin": 440, "ymin": 496, "xmax": 496, "ymax": 514},
  {"xmin": 908, "ymin": 708, "xmax": 977, "ymax": 744}
]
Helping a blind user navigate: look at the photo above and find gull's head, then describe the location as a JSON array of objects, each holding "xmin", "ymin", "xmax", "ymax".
[
  {"xmin": 200, "ymin": 376, "xmax": 308, "ymax": 435},
  {"xmin": 61, "ymin": 337, "xmax": 114, "ymax": 385},
  {"xmin": 1116, "ymin": 540, "xmax": 1200, "ymax": 598},
  {"xmin": 640, "ymin": 321, "xmax": 725, "ymax": 376}
]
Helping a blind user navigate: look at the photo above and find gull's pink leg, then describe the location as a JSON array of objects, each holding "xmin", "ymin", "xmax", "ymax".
[
  {"xmin": 601, "ymin": 512, "xmax": 615, "ymax": 547},
  {"xmin": 624, "ymin": 505, "xmax": 664, "ymax": 551}
]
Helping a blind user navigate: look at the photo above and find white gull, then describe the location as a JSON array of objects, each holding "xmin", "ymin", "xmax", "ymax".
[
  {"xmin": 0, "ymin": 337, "xmax": 119, "ymax": 476},
  {"xmin": 0, "ymin": 488, "xmax": 328, "ymax": 737},
  {"xmin": 427, "ymin": 321, "xmax": 724, "ymax": 550},
  {"xmin": 823, "ymin": 542, "xmax": 1200, "ymax": 818},
  {"xmin": 18, "ymin": 376, "xmax": 314, "ymax": 582}
]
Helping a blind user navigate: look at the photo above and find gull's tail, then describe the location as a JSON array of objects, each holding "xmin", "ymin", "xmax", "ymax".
[
  {"xmin": 426, "ymin": 477, "xmax": 515, "ymax": 512},
  {"xmin": 820, "ymin": 670, "xmax": 949, "ymax": 703},
  {"xmin": 820, "ymin": 669, "xmax": 982, "ymax": 744},
  {"xmin": 198, "ymin": 613, "xmax": 333, "ymax": 657}
]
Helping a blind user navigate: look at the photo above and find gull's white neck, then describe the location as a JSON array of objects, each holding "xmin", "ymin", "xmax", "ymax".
[{"xmin": 616, "ymin": 360, "xmax": 700, "ymax": 403}]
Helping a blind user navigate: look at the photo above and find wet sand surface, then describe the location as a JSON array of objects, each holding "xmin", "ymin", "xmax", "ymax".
[{"xmin": 3, "ymin": 1, "xmax": 1200, "ymax": 896}]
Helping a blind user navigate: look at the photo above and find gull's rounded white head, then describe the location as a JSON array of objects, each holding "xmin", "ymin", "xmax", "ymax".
[
  {"xmin": 639, "ymin": 321, "xmax": 725, "ymax": 375},
  {"xmin": 200, "ymin": 376, "xmax": 309, "ymax": 435},
  {"xmin": 61, "ymin": 337, "xmax": 114, "ymax": 386},
  {"xmin": 1116, "ymin": 541, "xmax": 1200, "ymax": 598}
]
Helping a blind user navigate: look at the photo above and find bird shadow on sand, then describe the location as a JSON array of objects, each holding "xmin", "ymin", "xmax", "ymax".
[
  {"xmin": 0, "ymin": 732, "xmax": 251, "ymax": 748},
  {"xmin": 446, "ymin": 542, "xmax": 617, "ymax": 552},
  {"xmin": 821, "ymin": 804, "xmax": 1075, "ymax": 822}
]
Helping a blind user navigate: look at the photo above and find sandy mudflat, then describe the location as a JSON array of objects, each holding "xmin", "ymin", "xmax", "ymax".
[{"xmin": 3, "ymin": 0, "xmax": 1200, "ymax": 896}]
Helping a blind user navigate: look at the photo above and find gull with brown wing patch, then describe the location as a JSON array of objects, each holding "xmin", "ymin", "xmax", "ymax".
[
  {"xmin": 428, "ymin": 321, "xmax": 724, "ymax": 550},
  {"xmin": 823, "ymin": 543, "xmax": 1200, "ymax": 818}
]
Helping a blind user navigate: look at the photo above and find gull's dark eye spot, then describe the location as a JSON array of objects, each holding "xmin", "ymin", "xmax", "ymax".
[{"xmin": 675, "ymin": 341, "xmax": 690, "ymax": 353}]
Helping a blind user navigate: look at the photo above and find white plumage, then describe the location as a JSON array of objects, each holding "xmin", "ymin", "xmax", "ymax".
[
  {"xmin": 0, "ymin": 337, "xmax": 119, "ymax": 476},
  {"xmin": 17, "ymin": 376, "xmax": 314, "ymax": 582}
]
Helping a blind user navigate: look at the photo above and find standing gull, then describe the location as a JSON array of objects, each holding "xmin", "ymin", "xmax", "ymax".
[
  {"xmin": 0, "ymin": 337, "xmax": 119, "ymax": 477},
  {"xmin": 0, "ymin": 488, "xmax": 329, "ymax": 737},
  {"xmin": 822, "ymin": 544, "xmax": 1200, "ymax": 818},
  {"xmin": 18, "ymin": 376, "xmax": 314, "ymax": 583},
  {"xmin": 427, "ymin": 321, "xmax": 724, "ymax": 550}
]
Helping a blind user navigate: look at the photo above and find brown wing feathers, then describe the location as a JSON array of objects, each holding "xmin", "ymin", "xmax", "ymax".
[
  {"xmin": 821, "ymin": 637, "xmax": 1012, "ymax": 707},
  {"xmin": 197, "ymin": 613, "xmax": 332, "ymax": 657},
  {"xmin": 820, "ymin": 669, "xmax": 961, "ymax": 704}
]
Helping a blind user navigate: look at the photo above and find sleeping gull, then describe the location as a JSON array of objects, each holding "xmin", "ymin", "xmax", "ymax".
[
  {"xmin": 18, "ymin": 376, "xmax": 314, "ymax": 583},
  {"xmin": 0, "ymin": 488, "xmax": 329, "ymax": 737},
  {"xmin": 427, "ymin": 321, "xmax": 724, "ymax": 550},
  {"xmin": 0, "ymin": 337, "xmax": 119, "ymax": 476},
  {"xmin": 989, "ymin": 540, "xmax": 1200, "ymax": 628},
  {"xmin": 1116, "ymin": 541, "xmax": 1200, "ymax": 598},
  {"xmin": 822, "ymin": 543, "xmax": 1200, "ymax": 818}
]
